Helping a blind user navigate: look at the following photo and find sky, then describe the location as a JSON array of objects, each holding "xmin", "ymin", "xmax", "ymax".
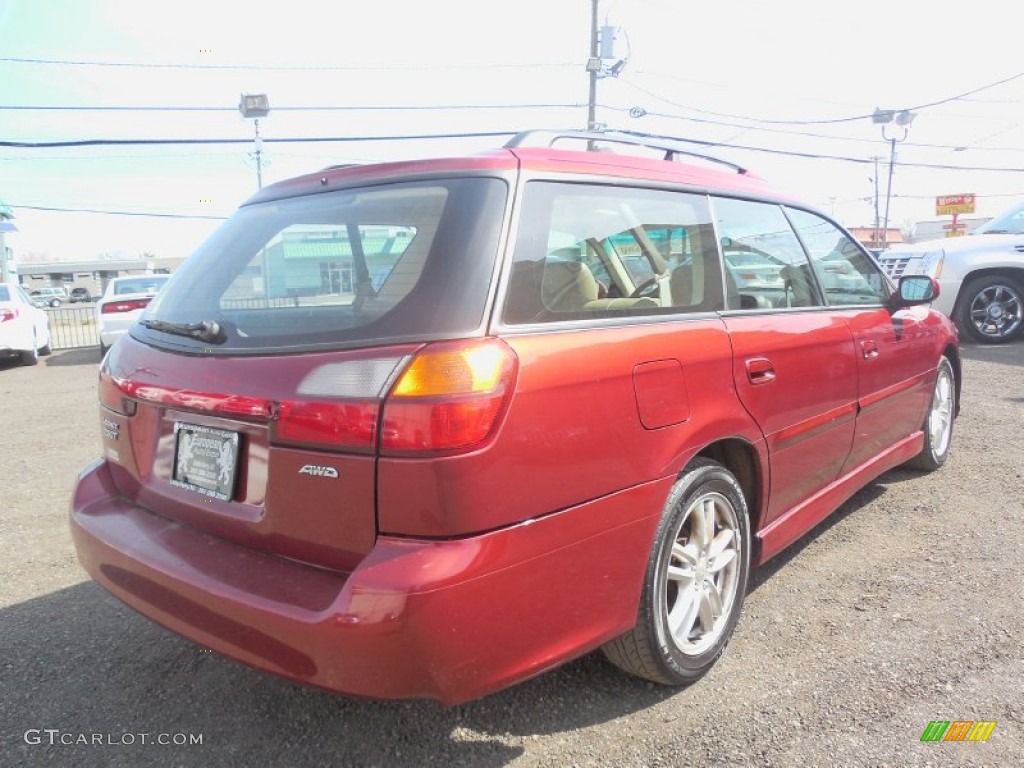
[{"xmin": 2, "ymin": 0, "xmax": 1024, "ymax": 264}]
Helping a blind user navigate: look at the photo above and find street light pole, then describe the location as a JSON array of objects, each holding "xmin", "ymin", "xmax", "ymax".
[
  {"xmin": 872, "ymin": 108, "xmax": 915, "ymax": 250},
  {"xmin": 872, "ymin": 155, "xmax": 881, "ymax": 249},
  {"xmin": 881, "ymin": 134, "xmax": 898, "ymax": 249},
  {"xmin": 253, "ymin": 118, "xmax": 263, "ymax": 189},
  {"xmin": 238, "ymin": 93, "xmax": 270, "ymax": 190}
]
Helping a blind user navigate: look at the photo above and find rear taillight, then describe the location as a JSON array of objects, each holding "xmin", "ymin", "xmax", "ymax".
[
  {"xmin": 381, "ymin": 339, "xmax": 517, "ymax": 455},
  {"xmin": 271, "ymin": 340, "xmax": 517, "ymax": 456},
  {"xmin": 0, "ymin": 308, "xmax": 17, "ymax": 323},
  {"xmin": 99, "ymin": 339, "xmax": 518, "ymax": 456},
  {"xmin": 271, "ymin": 355, "xmax": 409, "ymax": 454},
  {"xmin": 274, "ymin": 400, "xmax": 380, "ymax": 452},
  {"xmin": 101, "ymin": 298, "xmax": 151, "ymax": 314}
]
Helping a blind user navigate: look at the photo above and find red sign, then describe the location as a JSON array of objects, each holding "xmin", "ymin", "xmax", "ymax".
[{"xmin": 936, "ymin": 194, "xmax": 976, "ymax": 215}]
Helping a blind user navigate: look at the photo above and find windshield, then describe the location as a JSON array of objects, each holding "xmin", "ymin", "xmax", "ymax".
[
  {"xmin": 138, "ymin": 177, "xmax": 507, "ymax": 353},
  {"xmin": 975, "ymin": 201, "xmax": 1024, "ymax": 235}
]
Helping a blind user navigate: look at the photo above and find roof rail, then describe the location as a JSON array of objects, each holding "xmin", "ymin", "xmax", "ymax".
[{"xmin": 504, "ymin": 129, "xmax": 747, "ymax": 175}]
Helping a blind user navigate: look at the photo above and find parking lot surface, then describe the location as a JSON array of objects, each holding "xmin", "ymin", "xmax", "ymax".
[{"xmin": 1, "ymin": 343, "xmax": 1021, "ymax": 767}]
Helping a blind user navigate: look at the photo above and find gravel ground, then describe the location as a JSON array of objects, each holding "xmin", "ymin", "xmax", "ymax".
[{"xmin": 1, "ymin": 342, "xmax": 1021, "ymax": 767}]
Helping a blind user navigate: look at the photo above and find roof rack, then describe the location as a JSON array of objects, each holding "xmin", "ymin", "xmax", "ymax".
[{"xmin": 504, "ymin": 129, "xmax": 748, "ymax": 175}]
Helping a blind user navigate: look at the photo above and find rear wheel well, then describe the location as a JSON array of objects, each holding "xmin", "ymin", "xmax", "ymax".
[
  {"xmin": 953, "ymin": 267, "xmax": 1024, "ymax": 309},
  {"xmin": 943, "ymin": 344, "xmax": 962, "ymax": 416},
  {"xmin": 696, "ymin": 438, "xmax": 761, "ymax": 530}
]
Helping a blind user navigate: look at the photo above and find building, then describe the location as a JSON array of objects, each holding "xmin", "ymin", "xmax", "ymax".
[
  {"xmin": 846, "ymin": 227, "xmax": 904, "ymax": 253},
  {"xmin": 16, "ymin": 256, "xmax": 186, "ymax": 298}
]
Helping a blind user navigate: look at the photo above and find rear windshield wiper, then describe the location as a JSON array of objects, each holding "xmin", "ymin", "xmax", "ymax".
[{"xmin": 142, "ymin": 318, "xmax": 226, "ymax": 344}]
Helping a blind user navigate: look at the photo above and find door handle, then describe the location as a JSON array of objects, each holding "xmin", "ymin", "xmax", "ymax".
[
  {"xmin": 745, "ymin": 357, "xmax": 776, "ymax": 385},
  {"xmin": 861, "ymin": 340, "xmax": 879, "ymax": 360}
]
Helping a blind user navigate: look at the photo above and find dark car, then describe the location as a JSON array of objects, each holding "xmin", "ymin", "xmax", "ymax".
[
  {"xmin": 70, "ymin": 129, "xmax": 960, "ymax": 705},
  {"xmin": 69, "ymin": 287, "xmax": 92, "ymax": 303}
]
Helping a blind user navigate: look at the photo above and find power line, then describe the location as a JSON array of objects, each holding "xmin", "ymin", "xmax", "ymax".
[
  {"xmin": 5, "ymin": 99, "xmax": 1023, "ymax": 153},
  {"xmin": 5, "ymin": 128, "xmax": 1024, "ymax": 172},
  {"xmin": 11, "ymin": 203, "xmax": 227, "ymax": 220},
  {"xmin": 618, "ymin": 70, "xmax": 1024, "ymax": 126},
  {"xmin": 608, "ymin": 105, "xmax": 1024, "ymax": 153},
  {"xmin": 0, "ymin": 56, "xmax": 576, "ymax": 72},
  {"xmin": 0, "ymin": 131, "xmax": 518, "ymax": 149},
  {"xmin": 613, "ymin": 130, "xmax": 1024, "ymax": 172},
  {"xmin": 0, "ymin": 102, "xmax": 586, "ymax": 112}
]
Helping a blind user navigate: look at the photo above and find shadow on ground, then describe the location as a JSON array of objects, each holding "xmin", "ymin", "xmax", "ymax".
[
  {"xmin": 959, "ymin": 338, "xmax": 1024, "ymax": 368},
  {"xmin": 1, "ymin": 581, "xmax": 681, "ymax": 768},
  {"xmin": 44, "ymin": 348, "xmax": 102, "ymax": 367}
]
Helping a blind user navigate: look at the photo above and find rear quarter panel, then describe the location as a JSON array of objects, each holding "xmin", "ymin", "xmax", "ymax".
[{"xmin": 377, "ymin": 318, "xmax": 764, "ymax": 537}]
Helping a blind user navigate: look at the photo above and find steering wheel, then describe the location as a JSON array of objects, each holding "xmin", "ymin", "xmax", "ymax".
[{"xmin": 629, "ymin": 277, "xmax": 659, "ymax": 299}]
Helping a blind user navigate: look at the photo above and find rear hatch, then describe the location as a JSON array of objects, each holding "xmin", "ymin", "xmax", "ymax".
[{"xmin": 99, "ymin": 174, "xmax": 509, "ymax": 571}]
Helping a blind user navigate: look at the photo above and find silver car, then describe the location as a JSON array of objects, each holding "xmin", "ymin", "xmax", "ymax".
[{"xmin": 876, "ymin": 201, "xmax": 1024, "ymax": 343}]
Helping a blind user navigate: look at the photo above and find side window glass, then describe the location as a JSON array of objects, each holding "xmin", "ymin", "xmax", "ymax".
[
  {"xmin": 504, "ymin": 182, "xmax": 723, "ymax": 324},
  {"xmin": 786, "ymin": 208, "xmax": 890, "ymax": 305},
  {"xmin": 712, "ymin": 197, "xmax": 822, "ymax": 310}
]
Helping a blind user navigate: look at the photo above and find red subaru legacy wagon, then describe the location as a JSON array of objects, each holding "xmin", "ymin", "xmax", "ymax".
[{"xmin": 71, "ymin": 130, "xmax": 959, "ymax": 705}]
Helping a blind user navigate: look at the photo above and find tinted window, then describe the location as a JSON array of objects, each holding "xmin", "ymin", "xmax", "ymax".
[
  {"xmin": 712, "ymin": 197, "xmax": 822, "ymax": 310},
  {"xmin": 786, "ymin": 208, "xmax": 889, "ymax": 305},
  {"xmin": 140, "ymin": 178, "xmax": 507, "ymax": 353},
  {"xmin": 504, "ymin": 182, "xmax": 723, "ymax": 324}
]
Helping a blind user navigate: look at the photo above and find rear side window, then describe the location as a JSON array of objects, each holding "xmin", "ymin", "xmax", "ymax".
[
  {"xmin": 503, "ymin": 182, "xmax": 723, "ymax": 324},
  {"xmin": 140, "ymin": 178, "xmax": 507, "ymax": 353}
]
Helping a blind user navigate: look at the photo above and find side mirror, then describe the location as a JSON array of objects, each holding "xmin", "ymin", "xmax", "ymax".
[{"xmin": 895, "ymin": 275, "xmax": 939, "ymax": 306}]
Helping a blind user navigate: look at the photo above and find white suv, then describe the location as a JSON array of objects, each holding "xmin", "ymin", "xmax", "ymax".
[{"xmin": 877, "ymin": 201, "xmax": 1024, "ymax": 344}]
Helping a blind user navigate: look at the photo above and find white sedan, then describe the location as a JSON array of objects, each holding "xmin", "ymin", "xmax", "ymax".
[
  {"xmin": 97, "ymin": 275, "xmax": 171, "ymax": 356},
  {"xmin": 0, "ymin": 283, "xmax": 52, "ymax": 366}
]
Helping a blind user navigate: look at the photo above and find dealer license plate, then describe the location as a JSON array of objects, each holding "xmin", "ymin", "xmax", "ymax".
[{"xmin": 170, "ymin": 423, "xmax": 240, "ymax": 501}]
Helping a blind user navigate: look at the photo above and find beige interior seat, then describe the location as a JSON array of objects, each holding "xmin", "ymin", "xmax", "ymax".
[
  {"xmin": 541, "ymin": 260, "xmax": 599, "ymax": 311},
  {"xmin": 542, "ymin": 260, "xmax": 658, "ymax": 313}
]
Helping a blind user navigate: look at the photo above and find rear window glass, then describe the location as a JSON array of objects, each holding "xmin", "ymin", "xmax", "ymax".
[
  {"xmin": 114, "ymin": 277, "xmax": 169, "ymax": 295},
  {"xmin": 139, "ymin": 178, "xmax": 507, "ymax": 353}
]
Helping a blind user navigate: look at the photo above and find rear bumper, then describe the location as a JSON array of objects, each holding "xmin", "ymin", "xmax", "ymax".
[{"xmin": 71, "ymin": 458, "xmax": 666, "ymax": 704}]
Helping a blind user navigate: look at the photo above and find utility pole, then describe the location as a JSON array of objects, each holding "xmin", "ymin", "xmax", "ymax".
[
  {"xmin": 872, "ymin": 155, "xmax": 881, "ymax": 249},
  {"xmin": 882, "ymin": 139, "xmax": 897, "ymax": 250},
  {"xmin": 586, "ymin": 0, "xmax": 600, "ymax": 131}
]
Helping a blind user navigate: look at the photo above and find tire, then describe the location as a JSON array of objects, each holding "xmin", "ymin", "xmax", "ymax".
[
  {"xmin": 50, "ymin": 298, "xmax": 61, "ymax": 308},
  {"xmin": 602, "ymin": 458, "xmax": 751, "ymax": 686},
  {"xmin": 955, "ymin": 275, "xmax": 1023, "ymax": 344},
  {"xmin": 21, "ymin": 333, "xmax": 39, "ymax": 366},
  {"xmin": 905, "ymin": 356, "xmax": 956, "ymax": 471}
]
